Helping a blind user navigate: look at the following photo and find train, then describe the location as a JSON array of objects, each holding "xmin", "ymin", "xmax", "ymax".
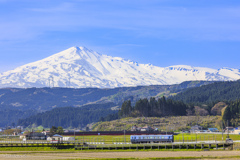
[{"xmin": 130, "ymin": 135, "xmax": 174, "ymax": 143}]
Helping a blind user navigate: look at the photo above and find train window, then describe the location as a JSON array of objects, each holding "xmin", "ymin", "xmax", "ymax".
[{"xmin": 150, "ymin": 136, "xmax": 153, "ymax": 139}]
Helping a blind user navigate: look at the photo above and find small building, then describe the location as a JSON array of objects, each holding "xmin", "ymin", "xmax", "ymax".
[
  {"xmin": 63, "ymin": 137, "xmax": 75, "ymax": 141},
  {"xmin": 131, "ymin": 125, "xmax": 137, "ymax": 131},
  {"xmin": 131, "ymin": 125, "xmax": 141, "ymax": 131},
  {"xmin": 42, "ymin": 131, "xmax": 51, "ymax": 136},
  {"xmin": 181, "ymin": 130, "xmax": 190, "ymax": 133},
  {"xmin": 190, "ymin": 125, "xmax": 203, "ymax": 133},
  {"xmin": 234, "ymin": 126, "xmax": 240, "ymax": 134},
  {"xmin": 208, "ymin": 128, "xmax": 219, "ymax": 132},
  {"xmin": 20, "ymin": 132, "xmax": 46, "ymax": 140},
  {"xmin": 140, "ymin": 125, "xmax": 154, "ymax": 132},
  {"xmin": 224, "ymin": 127, "xmax": 234, "ymax": 133},
  {"xmin": 47, "ymin": 134, "xmax": 63, "ymax": 142},
  {"xmin": 19, "ymin": 133, "xmax": 27, "ymax": 139}
]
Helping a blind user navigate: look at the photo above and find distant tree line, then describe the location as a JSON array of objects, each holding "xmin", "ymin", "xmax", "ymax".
[
  {"xmin": 18, "ymin": 103, "xmax": 117, "ymax": 128},
  {"xmin": 119, "ymin": 96, "xmax": 187, "ymax": 117},
  {"xmin": 170, "ymin": 80, "xmax": 240, "ymax": 105},
  {"xmin": 99, "ymin": 113, "xmax": 119, "ymax": 122},
  {"xmin": 0, "ymin": 108, "xmax": 35, "ymax": 127},
  {"xmin": 222, "ymin": 99, "xmax": 240, "ymax": 127}
]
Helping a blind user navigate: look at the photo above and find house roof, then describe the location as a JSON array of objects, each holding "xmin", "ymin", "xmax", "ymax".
[
  {"xmin": 225, "ymin": 127, "xmax": 234, "ymax": 130},
  {"xmin": 208, "ymin": 128, "xmax": 219, "ymax": 131},
  {"xmin": 235, "ymin": 127, "xmax": 240, "ymax": 130},
  {"xmin": 52, "ymin": 134, "xmax": 63, "ymax": 138}
]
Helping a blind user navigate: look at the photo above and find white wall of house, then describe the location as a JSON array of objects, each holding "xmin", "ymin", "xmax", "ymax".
[{"xmin": 234, "ymin": 129, "xmax": 240, "ymax": 134}]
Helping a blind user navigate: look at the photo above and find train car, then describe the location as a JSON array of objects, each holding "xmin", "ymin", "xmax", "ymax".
[{"xmin": 130, "ymin": 135, "xmax": 174, "ymax": 144}]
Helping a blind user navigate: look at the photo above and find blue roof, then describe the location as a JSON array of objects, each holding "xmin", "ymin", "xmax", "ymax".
[
  {"xmin": 208, "ymin": 128, "xmax": 218, "ymax": 131},
  {"xmin": 52, "ymin": 134, "xmax": 63, "ymax": 137}
]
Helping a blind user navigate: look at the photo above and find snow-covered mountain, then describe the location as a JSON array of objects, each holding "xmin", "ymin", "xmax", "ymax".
[{"xmin": 0, "ymin": 46, "xmax": 240, "ymax": 88}]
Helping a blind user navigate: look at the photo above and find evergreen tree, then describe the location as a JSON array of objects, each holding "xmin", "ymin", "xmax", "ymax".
[
  {"xmin": 50, "ymin": 126, "xmax": 57, "ymax": 134},
  {"xmin": 119, "ymin": 100, "xmax": 132, "ymax": 117},
  {"xmin": 57, "ymin": 126, "xmax": 64, "ymax": 134}
]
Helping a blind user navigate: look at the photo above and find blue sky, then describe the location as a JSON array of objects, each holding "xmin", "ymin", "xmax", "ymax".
[{"xmin": 0, "ymin": 0, "xmax": 240, "ymax": 73}]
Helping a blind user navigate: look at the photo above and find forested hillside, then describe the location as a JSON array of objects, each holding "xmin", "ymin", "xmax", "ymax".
[
  {"xmin": 17, "ymin": 103, "xmax": 118, "ymax": 128},
  {"xmin": 170, "ymin": 80, "xmax": 240, "ymax": 105},
  {"xmin": 0, "ymin": 81, "xmax": 212, "ymax": 111},
  {"xmin": 119, "ymin": 97, "xmax": 187, "ymax": 118},
  {"xmin": 16, "ymin": 80, "xmax": 240, "ymax": 128},
  {"xmin": 0, "ymin": 109, "xmax": 35, "ymax": 127},
  {"xmin": 223, "ymin": 99, "xmax": 240, "ymax": 126},
  {"xmin": 0, "ymin": 81, "xmax": 212, "ymax": 127}
]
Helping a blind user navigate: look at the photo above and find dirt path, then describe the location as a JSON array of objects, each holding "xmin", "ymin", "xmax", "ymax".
[{"xmin": 0, "ymin": 150, "xmax": 240, "ymax": 160}]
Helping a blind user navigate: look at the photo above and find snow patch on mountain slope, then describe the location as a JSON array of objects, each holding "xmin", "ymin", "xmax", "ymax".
[{"xmin": 0, "ymin": 46, "xmax": 240, "ymax": 88}]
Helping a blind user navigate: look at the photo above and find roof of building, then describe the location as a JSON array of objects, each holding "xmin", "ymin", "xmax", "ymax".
[
  {"xmin": 208, "ymin": 128, "xmax": 219, "ymax": 132},
  {"xmin": 52, "ymin": 134, "xmax": 63, "ymax": 138}
]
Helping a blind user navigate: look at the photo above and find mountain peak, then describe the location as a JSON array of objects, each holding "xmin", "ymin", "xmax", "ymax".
[
  {"xmin": 0, "ymin": 47, "xmax": 240, "ymax": 88},
  {"xmin": 50, "ymin": 46, "xmax": 102, "ymax": 62},
  {"xmin": 64, "ymin": 46, "xmax": 90, "ymax": 54},
  {"xmin": 71, "ymin": 46, "xmax": 87, "ymax": 51}
]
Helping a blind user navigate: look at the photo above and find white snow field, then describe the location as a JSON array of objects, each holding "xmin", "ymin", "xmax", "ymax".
[{"xmin": 0, "ymin": 46, "xmax": 240, "ymax": 88}]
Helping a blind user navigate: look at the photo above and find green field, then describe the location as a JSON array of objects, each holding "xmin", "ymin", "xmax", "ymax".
[
  {"xmin": 73, "ymin": 133, "xmax": 240, "ymax": 144},
  {"xmin": 1, "ymin": 133, "xmax": 239, "ymax": 144}
]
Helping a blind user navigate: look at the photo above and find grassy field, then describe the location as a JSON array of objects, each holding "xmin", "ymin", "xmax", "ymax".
[
  {"xmin": 73, "ymin": 133, "xmax": 240, "ymax": 144},
  {"xmin": 0, "ymin": 133, "xmax": 238, "ymax": 153},
  {"xmin": 1, "ymin": 133, "xmax": 238, "ymax": 144}
]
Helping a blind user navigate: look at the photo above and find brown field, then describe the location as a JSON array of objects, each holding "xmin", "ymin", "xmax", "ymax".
[{"xmin": 0, "ymin": 151, "xmax": 240, "ymax": 160}]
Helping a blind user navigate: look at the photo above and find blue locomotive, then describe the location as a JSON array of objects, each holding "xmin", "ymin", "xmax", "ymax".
[{"xmin": 130, "ymin": 135, "xmax": 174, "ymax": 143}]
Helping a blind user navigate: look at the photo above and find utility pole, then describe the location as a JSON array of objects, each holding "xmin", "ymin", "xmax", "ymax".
[
  {"xmin": 227, "ymin": 120, "xmax": 229, "ymax": 138},
  {"xmin": 74, "ymin": 129, "xmax": 76, "ymax": 147},
  {"xmin": 124, "ymin": 125, "xmax": 126, "ymax": 144},
  {"xmin": 182, "ymin": 131, "xmax": 184, "ymax": 143},
  {"xmin": 166, "ymin": 124, "xmax": 167, "ymax": 135},
  {"xmin": 221, "ymin": 120, "xmax": 224, "ymax": 142}
]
